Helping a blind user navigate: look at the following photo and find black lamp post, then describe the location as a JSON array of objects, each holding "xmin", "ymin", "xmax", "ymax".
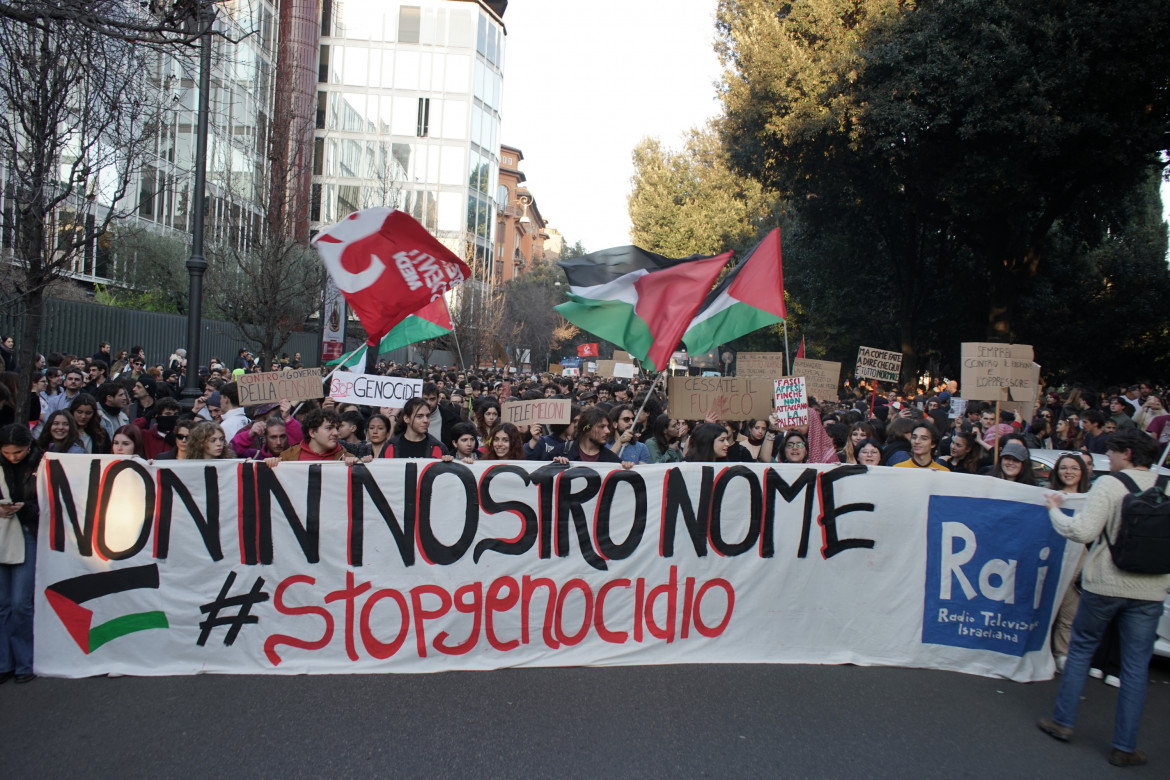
[{"xmin": 181, "ymin": 3, "xmax": 214, "ymax": 409}]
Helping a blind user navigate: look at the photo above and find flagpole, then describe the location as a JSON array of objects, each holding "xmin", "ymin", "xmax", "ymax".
[
  {"xmin": 619, "ymin": 368, "xmax": 666, "ymax": 457},
  {"xmin": 451, "ymin": 327, "xmax": 465, "ymax": 371},
  {"xmin": 783, "ymin": 320, "xmax": 791, "ymax": 373}
]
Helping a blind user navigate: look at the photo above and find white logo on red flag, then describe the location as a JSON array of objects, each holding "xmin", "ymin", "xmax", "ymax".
[{"xmin": 313, "ymin": 209, "xmax": 471, "ymax": 343}]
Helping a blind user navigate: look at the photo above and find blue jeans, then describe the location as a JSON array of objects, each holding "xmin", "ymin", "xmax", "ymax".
[
  {"xmin": 0, "ymin": 524, "xmax": 36, "ymax": 676},
  {"xmin": 1052, "ymin": 589, "xmax": 1162, "ymax": 752}
]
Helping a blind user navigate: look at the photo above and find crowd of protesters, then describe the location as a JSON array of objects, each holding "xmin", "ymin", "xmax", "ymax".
[{"xmin": 2, "ymin": 335, "xmax": 1168, "ymax": 704}]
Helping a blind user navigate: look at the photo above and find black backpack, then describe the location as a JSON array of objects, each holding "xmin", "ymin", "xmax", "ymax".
[{"xmin": 1106, "ymin": 472, "xmax": 1170, "ymax": 575}]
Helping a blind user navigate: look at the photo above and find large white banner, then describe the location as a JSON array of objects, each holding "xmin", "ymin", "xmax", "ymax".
[{"xmin": 35, "ymin": 456, "xmax": 1080, "ymax": 680}]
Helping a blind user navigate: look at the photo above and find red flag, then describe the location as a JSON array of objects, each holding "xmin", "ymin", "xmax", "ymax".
[
  {"xmin": 578, "ymin": 343, "xmax": 599, "ymax": 357},
  {"xmin": 796, "ymin": 337, "xmax": 805, "ymax": 359},
  {"xmin": 806, "ymin": 408, "xmax": 840, "ymax": 464},
  {"xmin": 312, "ymin": 208, "xmax": 471, "ymax": 345}
]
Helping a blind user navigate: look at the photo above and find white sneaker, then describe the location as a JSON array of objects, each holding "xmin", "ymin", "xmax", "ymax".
[
  {"xmin": 1054, "ymin": 655, "xmax": 1067, "ymax": 674},
  {"xmin": 1089, "ymin": 667, "xmax": 1104, "ymax": 679},
  {"xmin": 1104, "ymin": 675, "xmax": 1121, "ymax": 688}
]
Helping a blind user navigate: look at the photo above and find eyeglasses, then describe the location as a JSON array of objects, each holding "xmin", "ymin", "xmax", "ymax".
[{"xmin": 175, "ymin": 434, "xmax": 189, "ymax": 441}]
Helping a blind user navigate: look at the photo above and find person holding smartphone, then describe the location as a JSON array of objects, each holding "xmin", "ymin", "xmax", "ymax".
[{"xmin": 0, "ymin": 424, "xmax": 43, "ymax": 683}]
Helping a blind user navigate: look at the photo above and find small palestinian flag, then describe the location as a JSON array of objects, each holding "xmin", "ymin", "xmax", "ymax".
[
  {"xmin": 330, "ymin": 297, "xmax": 453, "ymax": 369},
  {"xmin": 682, "ymin": 228, "xmax": 787, "ymax": 355},
  {"xmin": 556, "ymin": 247, "xmax": 732, "ymax": 372}
]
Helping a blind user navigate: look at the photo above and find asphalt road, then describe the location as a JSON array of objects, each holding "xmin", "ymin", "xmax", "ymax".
[{"xmin": 4, "ymin": 658, "xmax": 1169, "ymax": 778}]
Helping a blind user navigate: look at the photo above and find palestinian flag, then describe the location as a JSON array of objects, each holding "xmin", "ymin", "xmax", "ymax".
[
  {"xmin": 555, "ymin": 247, "xmax": 732, "ymax": 372},
  {"xmin": 329, "ymin": 297, "xmax": 453, "ymax": 369},
  {"xmin": 682, "ymin": 228, "xmax": 787, "ymax": 355}
]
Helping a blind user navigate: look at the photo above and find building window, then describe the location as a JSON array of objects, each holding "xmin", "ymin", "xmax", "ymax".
[
  {"xmin": 318, "ymin": 45, "xmax": 329, "ymax": 83},
  {"xmin": 399, "ymin": 7, "xmax": 420, "ymax": 44},
  {"xmin": 313, "ymin": 137, "xmax": 324, "ymax": 176},
  {"xmin": 316, "ymin": 91, "xmax": 327, "ymax": 129},
  {"xmin": 416, "ymin": 97, "xmax": 430, "ymax": 137},
  {"xmin": 310, "ymin": 183, "xmax": 322, "ymax": 222},
  {"xmin": 320, "ymin": 0, "xmax": 332, "ymax": 36}
]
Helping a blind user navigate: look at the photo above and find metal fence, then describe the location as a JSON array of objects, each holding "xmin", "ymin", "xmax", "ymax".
[{"xmin": 0, "ymin": 296, "xmax": 321, "ymax": 368}]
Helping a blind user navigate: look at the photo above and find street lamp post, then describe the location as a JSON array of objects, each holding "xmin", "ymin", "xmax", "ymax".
[{"xmin": 181, "ymin": 3, "xmax": 214, "ymax": 409}]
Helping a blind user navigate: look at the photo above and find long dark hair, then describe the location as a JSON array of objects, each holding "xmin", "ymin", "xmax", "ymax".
[
  {"xmin": 70, "ymin": 392, "xmax": 107, "ymax": 452},
  {"xmin": 38, "ymin": 410, "xmax": 82, "ymax": 453},
  {"xmin": 1047, "ymin": 452, "xmax": 1090, "ymax": 493},
  {"xmin": 685, "ymin": 423, "xmax": 727, "ymax": 462},
  {"xmin": 652, "ymin": 414, "xmax": 677, "ymax": 452},
  {"xmin": 393, "ymin": 397, "xmax": 429, "ymax": 437}
]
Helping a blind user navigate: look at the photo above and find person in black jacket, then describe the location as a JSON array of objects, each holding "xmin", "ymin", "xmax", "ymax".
[
  {"xmin": 382, "ymin": 397, "xmax": 450, "ymax": 459},
  {"xmin": 0, "ymin": 424, "xmax": 44, "ymax": 683},
  {"xmin": 557, "ymin": 407, "xmax": 632, "ymax": 467}
]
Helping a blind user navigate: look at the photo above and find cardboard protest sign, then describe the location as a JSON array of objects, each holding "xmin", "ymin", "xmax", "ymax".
[
  {"xmin": 667, "ymin": 376, "xmax": 773, "ymax": 420},
  {"xmin": 595, "ymin": 360, "xmax": 616, "ymax": 378},
  {"xmin": 959, "ymin": 343, "xmax": 1035, "ymax": 403},
  {"xmin": 774, "ymin": 376, "xmax": 809, "ymax": 427},
  {"xmin": 36, "ymin": 455, "xmax": 1078, "ymax": 681},
  {"xmin": 855, "ymin": 347, "xmax": 903, "ymax": 383},
  {"xmin": 328, "ymin": 372, "xmax": 422, "ymax": 406},
  {"xmin": 613, "ymin": 351, "xmax": 634, "ymax": 364},
  {"xmin": 790, "ymin": 358, "xmax": 841, "ymax": 404},
  {"xmin": 501, "ymin": 398, "xmax": 571, "ymax": 426},
  {"xmin": 613, "ymin": 363, "xmax": 636, "ymax": 379},
  {"xmin": 237, "ymin": 368, "xmax": 324, "ymax": 406},
  {"xmin": 547, "ymin": 364, "xmax": 564, "ymax": 375},
  {"xmin": 737, "ymin": 352, "xmax": 785, "ymax": 379}
]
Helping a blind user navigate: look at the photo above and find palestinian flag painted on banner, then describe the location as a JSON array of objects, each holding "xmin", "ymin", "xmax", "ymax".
[
  {"xmin": 329, "ymin": 297, "xmax": 453, "ymax": 369},
  {"xmin": 555, "ymin": 247, "xmax": 732, "ymax": 372},
  {"xmin": 681, "ymin": 228, "xmax": 787, "ymax": 355}
]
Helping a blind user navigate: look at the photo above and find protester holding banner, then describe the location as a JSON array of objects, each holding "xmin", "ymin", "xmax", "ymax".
[
  {"xmin": 382, "ymin": 398, "xmax": 449, "ymax": 460},
  {"xmin": 526, "ymin": 406, "xmax": 581, "ymax": 461},
  {"xmin": 558, "ymin": 407, "xmax": 630, "ymax": 466},
  {"xmin": 1039, "ymin": 430, "xmax": 1170, "ymax": 768},
  {"xmin": 942, "ymin": 431, "xmax": 981, "ymax": 474},
  {"xmin": 843, "ymin": 422, "xmax": 879, "ymax": 464},
  {"xmin": 446, "ymin": 421, "xmax": 480, "ymax": 464},
  {"xmin": 0, "ymin": 424, "xmax": 42, "ymax": 684},
  {"xmin": 111, "ymin": 425, "xmax": 146, "ymax": 458}
]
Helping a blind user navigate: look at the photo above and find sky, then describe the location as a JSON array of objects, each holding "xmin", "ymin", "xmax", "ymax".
[{"xmin": 498, "ymin": 1, "xmax": 724, "ymax": 252}]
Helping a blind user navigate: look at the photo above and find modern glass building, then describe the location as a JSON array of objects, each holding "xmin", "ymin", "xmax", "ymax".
[{"xmin": 311, "ymin": 0, "xmax": 506, "ymax": 277}]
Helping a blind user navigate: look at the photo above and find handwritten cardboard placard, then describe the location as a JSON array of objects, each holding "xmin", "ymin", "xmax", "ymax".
[
  {"xmin": 666, "ymin": 376, "xmax": 774, "ymax": 421},
  {"xmin": 613, "ymin": 351, "xmax": 634, "ymax": 364},
  {"xmin": 595, "ymin": 360, "xmax": 616, "ymax": 378},
  {"xmin": 959, "ymin": 343, "xmax": 1035, "ymax": 403},
  {"xmin": 790, "ymin": 358, "xmax": 841, "ymax": 404},
  {"xmin": 237, "ymin": 368, "xmax": 324, "ymax": 406},
  {"xmin": 328, "ymin": 373, "xmax": 422, "ymax": 406},
  {"xmin": 855, "ymin": 347, "xmax": 902, "ymax": 384},
  {"xmin": 737, "ymin": 352, "xmax": 785, "ymax": 379},
  {"xmin": 774, "ymin": 377, "xmax": 809, "ymax": 427},
  {"xmin": 501, "ymin": 398, "xmax": 571, "ymax": 426}
]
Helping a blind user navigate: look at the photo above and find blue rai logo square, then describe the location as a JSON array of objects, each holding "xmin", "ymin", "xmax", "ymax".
[{"xmin": 923, "ymin": 496, "xmax": 1068, "ymax": 657}]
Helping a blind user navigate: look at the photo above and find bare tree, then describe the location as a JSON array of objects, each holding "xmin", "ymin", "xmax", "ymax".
[
  {"xmin": 0, "ymin": 8, "xmax": 161, "ymax": 419},
  {"xmin": 440, "ymin": 240, "xmax": 505, "ymax": 370}
]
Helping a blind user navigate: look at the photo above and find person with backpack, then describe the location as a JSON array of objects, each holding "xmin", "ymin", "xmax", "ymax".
[{"xmin": 1037, "ymin": 429, "xmax": 1170, "ymax": 768}]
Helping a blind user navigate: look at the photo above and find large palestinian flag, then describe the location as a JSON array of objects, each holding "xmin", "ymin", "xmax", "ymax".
[
  {"xmin": 328, "ymin": 297, "xmax": 453, "ymax": 369},
  {"xmin": 681, "ymin": 228, "xmax": 787, "ymax": 355},
  {"xmin": 555, "ymin": 247, "xmax": 732, "ymax": 372}
]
